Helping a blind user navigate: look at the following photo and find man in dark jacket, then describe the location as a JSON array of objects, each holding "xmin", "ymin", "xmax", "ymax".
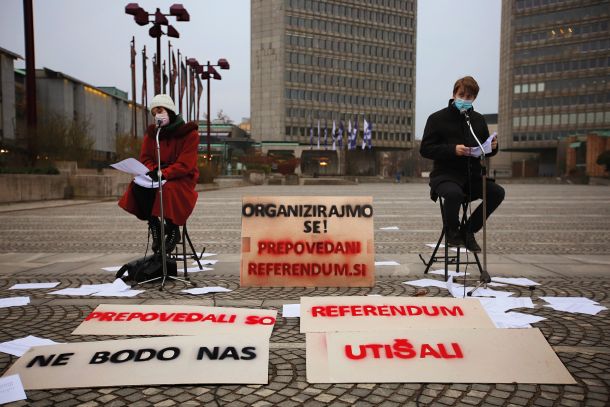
[{"xmin": 420, "ymin": 76, "xmax": 505, "ymax": 252}]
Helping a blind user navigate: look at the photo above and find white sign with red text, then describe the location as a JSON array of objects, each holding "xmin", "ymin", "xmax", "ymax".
[
  {"xmin": 72, "ymin": 304, "xmax": 277, "ymax": 337},
  {"xmin": 307, "ymin": 329, "xmax": 575, "ymax": 384},
  {"xmin": 3, "ymin": 334, "xmax": 270, "ymax": 389},
  {"xmin": 300, "ymin": 296, "xmax": 495, "ymax": 333},
  {"xmin": 240, "ymin": 196, "xmax": 375, "ymax": 287}
]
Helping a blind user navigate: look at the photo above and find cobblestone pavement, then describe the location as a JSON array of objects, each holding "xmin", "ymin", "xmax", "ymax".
[{"xmin": 1, "ymin": 183, "xmax": 609, "ymax": 406}]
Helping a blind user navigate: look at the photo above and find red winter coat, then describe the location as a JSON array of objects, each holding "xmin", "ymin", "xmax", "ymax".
[{"xmin": 118, "ymin": 121, "xmax": 199, "ymax": 225}]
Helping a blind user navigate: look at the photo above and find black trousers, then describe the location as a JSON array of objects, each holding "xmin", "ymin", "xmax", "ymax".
[
  {"xmin": 434, "ymin": 178, "xmax": 505, "ymax": 234},
  {"xmin": 131, "ymin": 184, "xmax": 157, "ymax": 221}
]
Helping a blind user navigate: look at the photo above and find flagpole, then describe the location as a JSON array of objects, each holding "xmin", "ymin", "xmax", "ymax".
[{"xmin": 177, "ymin": 49, "xmax": 181, "ymax": 115}]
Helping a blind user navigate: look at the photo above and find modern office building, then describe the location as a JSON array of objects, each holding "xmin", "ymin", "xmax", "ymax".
[
  {"xmin": 251, "ymin": 0, "xmax": 417, "ymax": 175},
  {"xmin": 498, "ymin": 0, "xmax": 610, "ymax": 176}
]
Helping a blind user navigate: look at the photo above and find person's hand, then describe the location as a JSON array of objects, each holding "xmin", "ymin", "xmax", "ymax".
[
  {"xmin": 491, "ymin": 135, "xmax": 498, "ymax": 149},
  {"xmin": 455, "ymin": 144, "xmax": 470, "ymax": 156},
  {"xmin": 146, "ymin": 168, "xmax": 159, "ymax": 182}
]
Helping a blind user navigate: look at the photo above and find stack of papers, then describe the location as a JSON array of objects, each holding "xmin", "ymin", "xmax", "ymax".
[
  {"xmin": 467, "ymin": 132, "xmax": 496, "ymax": 157},
  {"xmin": 49, "ymin": 279, "xmax": 143, "ymax": 297},
  {"xmin": 110, "ymin": 158, "xmax": 165, "ymax": 189},
  {"xmin": 0, "ymin": 336, "xmax": 61, "ymax": 357},
  {"xmin": 541, "ymin": 297, "xmax": 607, "ymax": 315},
  {"xmin": 181, "ymin": 287, "xmax": 232, "ymax": 295},
  {"xmin": 0, "ymin": 297, "xmax": 30, "ymax": 308}
]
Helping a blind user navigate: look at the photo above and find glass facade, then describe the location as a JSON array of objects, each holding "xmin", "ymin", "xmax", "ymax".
[{"xmin": 499, "ymin": 0, "xmax": 610, "ymax": 147}]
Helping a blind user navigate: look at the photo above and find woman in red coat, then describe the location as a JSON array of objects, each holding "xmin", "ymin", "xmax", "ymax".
[{"xmin": 118, "ymin": 94, "xmax": 199, "ymax": 253}]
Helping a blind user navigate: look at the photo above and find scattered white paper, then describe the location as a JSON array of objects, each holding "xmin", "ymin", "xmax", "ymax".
[
  {"xmin": 110, "ymin": 157, "xmax": 149, "ymax": 175},
  {"xmin": 380, "ymin": 226, "xmax": 400, "ymax": 230},
  {"xmin": 282, "ymin": 303, "xmax": 301, "ymax": 318},
  {"xmin": 49, "ymin": 279, "xmax": 142, "ymax": 297},
  {"xmin": 487, "ymin": 282, "xmax": 508, "ymax": 287},
  {"xmin": 91, "ymin": 290, "xmax": 144, "ymax": 297},
  {"xmin": 181, "ymin": 286, "xmax": 232, "ymax": 295},
  {"xmin": 492, "ymin": 312, "xmax": 547, "ymax": 329},
  {"xmin": 447, "ymin": 276, "xmax": 514, "ymax": 298},
  {"xmin": 468, "ymin": 132, "xmax": 496, "ymax": 157},
  {"xmin": 9, "ymin": 282, "xmax": 60, "ymax": 290},
  {"xmin": 403, "ymin": 279, "xmax": 448, "ymax": 289},
  {"xmin": 0, "ymin": 374, "xmax": 27, "ymax": 404},
  {"xmin": 175, "ymin": 252, "xmax": 216, "ymax": 260},
  {"xmin": 375, "ymin": 261, "xmax": 400, "ymax": 266},
  {"xmin": 0, "ymin": 335, "xmax": 61, "ymax": 357},
  {"xmin": 49, "ymin": 287, "xmax": 101, "ymax": 296},
  {"xmin": 192, "ymin": 259, "xmax": 218, "ymax": 266},
  {"xmin": 541, "ymin": 297, "xmax": 607, "ymax": 315},
  {"xmin": 429, "ymin": 269, "xmax": 469, "ymax": 277},
  {"xmin": 0, "ymin": 297, "xmax": 30, "ymax": 308},
  {"xmin": 182, "ymin": 266, "xmax": 214, "ymax": 273},
  {"xmin": 101, "ymin": 266, "xmax": 122, "ymax": 272},
  {"xmin": 367, "ymin": 294, "xmax": 383, "ymax": 297},
  {"xmin": 426, "ymin": 243, "xmax": 445, "ymax": 249},
  {"xmin": 477, "ymin": 297, "xmax": 535, "ymax": 313},
  {"xmin": 491, "ymin": 277, "xmax": 540, "ymax": 287}
]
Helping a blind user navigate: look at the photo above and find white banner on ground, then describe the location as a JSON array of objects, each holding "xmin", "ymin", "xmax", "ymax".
[
  {"xmin": 300, "ymin": 296, "xmax": 494, "ymax": 333},
  {"xmin": 72, "ymin": 304, "xmax": 277, "ymax": 337},
  {"xmin": 4, "ymin": 334, "xmax": 270, "ymax": 389},
  {"xmin": 306, "ymin": 329, "xmax": 575, "ymax": 384}
]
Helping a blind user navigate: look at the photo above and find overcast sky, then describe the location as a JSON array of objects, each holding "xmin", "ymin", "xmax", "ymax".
[{"xmin": 0, "ymin": 0, "xmax": 501, "ymax": 139}]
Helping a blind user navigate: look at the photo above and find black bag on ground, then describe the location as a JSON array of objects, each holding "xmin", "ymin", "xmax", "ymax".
[{"xmin": 115, "ymin": 254, "xmax": 177, "ymax": 283}]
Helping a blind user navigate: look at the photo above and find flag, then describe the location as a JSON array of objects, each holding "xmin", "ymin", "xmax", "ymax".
[
  {"xmin": 317, "ymin": 119, "xmax": 320, "ymax": 149},
  {"xmin": 323, "ymin": 119, "xmax": 328, "ymax": 149},
  {"xmin": 331, "ymin": 120, "xmax": 337, "ymax": 150},
  {"xmin": 363, "ymin": 118, "xmax": 373, "ymax": 149},
  {"xmin": 352, "ymin": 116, "xmax": 359, "ymax": 150},
  {"xmin": 309, "ymin": 117, "xmax": 314, "ymax": 149},
  {"xmin": 162, "ymin": 60, "xmax": 168, "ymax": 94},
  {"xmin": 189, "ymin": 66, "xmax": 196, "ymax": 120},
  {"xmin": 347, "ymin": 119, "xmax": 352, "ymax": 150},
  {"xmin": 141, "ymin": 46, "xmax": 149, "ymax": 127},
  {"xmin": 170, "ymin": 50, "xmax": 177, "ymax": 100},
  {"xmin": 338, "ymin": 120, "xmax": 344, "ymax": 149}
]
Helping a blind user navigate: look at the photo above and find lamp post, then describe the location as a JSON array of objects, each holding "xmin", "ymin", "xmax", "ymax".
[
  {"xmin": 125, "ymin": 3, "xmax": 189, "ymax": 94},
  {"xmin": 186, "ymin": 58, "xmax": 230, "ymax": 161}
]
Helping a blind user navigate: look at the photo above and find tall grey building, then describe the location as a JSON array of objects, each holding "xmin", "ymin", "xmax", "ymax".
[
  {"xmin": 251, "ymin": 0, "xmax": 416, "ymax": 174},
  {"xmin": 498, "ymin": 0, "xmax": 610, "ymax": 176}
]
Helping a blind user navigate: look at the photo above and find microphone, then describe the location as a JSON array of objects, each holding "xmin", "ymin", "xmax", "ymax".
[
  {"xmin": 155, "ymin": 118, "xmax": 164, "ymax": 128},
  {"xmin": 460, "ymin": 108, "xmax": 470, "ymax": 120}
]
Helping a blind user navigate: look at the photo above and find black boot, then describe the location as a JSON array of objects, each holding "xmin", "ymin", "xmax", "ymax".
[
  {"xmin": 148, "ymin": 217, "xmax": 162, "ymax": 253},
  {"xmin": 445, "ymin": 228, "xmax": 464, "ymax": 247},
  {"xmin": 463, "ymin": 231, "xmax": 481, "ymax": 253},
  {"xmin": 164, "ymin": 223, "xmax": 181, "ymax": 253}
]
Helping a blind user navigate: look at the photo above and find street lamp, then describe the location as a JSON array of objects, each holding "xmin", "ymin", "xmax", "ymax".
[
  {"xmin": 125, "ymin": 3, "xmax": 189, "ymax": 94},
  {"xmin": 187, "ymin": 58, "xmax": 230, "ymax": 161}
]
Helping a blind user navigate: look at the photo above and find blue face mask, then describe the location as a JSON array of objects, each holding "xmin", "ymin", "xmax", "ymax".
[{"xmin": 454, "ymin": 98, "xmax": 473, "ymax": 112}]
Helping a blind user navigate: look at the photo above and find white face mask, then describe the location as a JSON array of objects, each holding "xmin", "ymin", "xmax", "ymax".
[{"xmin": 155, "ymin": 112, "xmax": 170, "ymax": 127}]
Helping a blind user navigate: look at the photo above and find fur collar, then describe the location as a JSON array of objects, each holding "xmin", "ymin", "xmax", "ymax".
[{"xmin": 145, "ymin": 121, "xmax": 198, "ymax": 140}]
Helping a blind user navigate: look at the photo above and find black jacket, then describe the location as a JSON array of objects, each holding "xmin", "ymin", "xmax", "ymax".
[{"xmin": 420, "ymin": 99, "xmax": 498, "ymax": 190}]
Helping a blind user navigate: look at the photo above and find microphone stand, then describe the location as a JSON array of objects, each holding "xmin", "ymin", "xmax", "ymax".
[
  {"xmin": 136, "ymin": 123, "xmax": 195, "ymax": 291},
  {"xmin": 463, "ymin": 113, "xmax": 491, "ymax": 296}
]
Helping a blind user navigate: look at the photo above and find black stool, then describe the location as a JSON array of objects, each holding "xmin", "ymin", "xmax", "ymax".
[
  {"xmin": 171, "ymin": 223, "xmax": 207, "ymax": 279},
  {"xmin": 419, "ymin": 195, "xmax": 484, "ymax": 282}
]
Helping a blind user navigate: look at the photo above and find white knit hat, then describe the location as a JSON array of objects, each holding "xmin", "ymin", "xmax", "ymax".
[{"xmin": 150, "ymin": 94, "xmax": 176, "ymax": 114}]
